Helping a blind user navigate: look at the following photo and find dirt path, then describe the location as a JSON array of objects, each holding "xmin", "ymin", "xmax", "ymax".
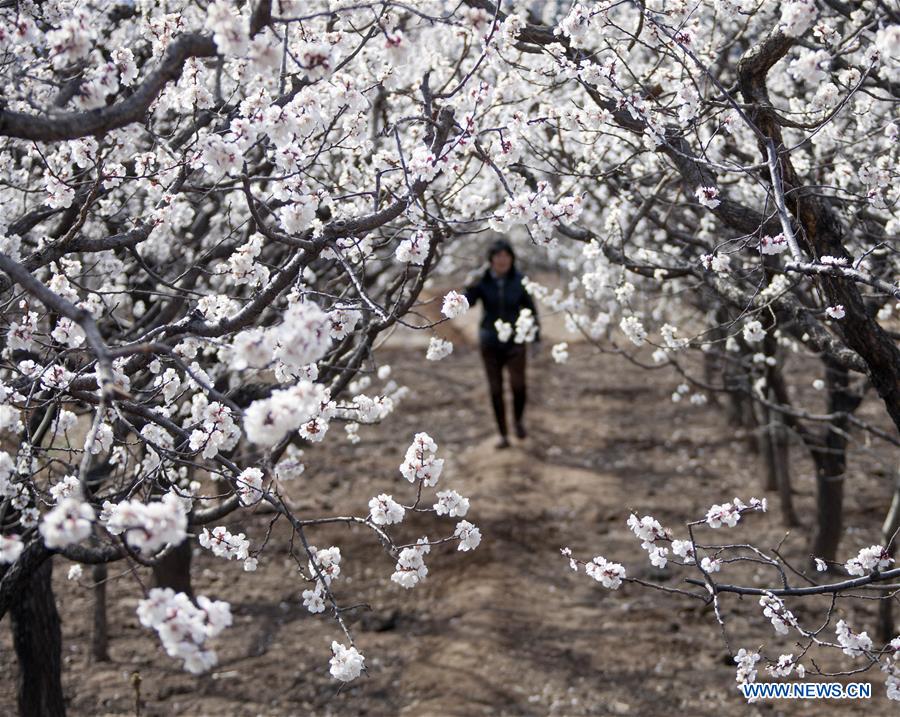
[{"xmin": 0, "ymin": 336, "xmax": 897, "ymax": 716}]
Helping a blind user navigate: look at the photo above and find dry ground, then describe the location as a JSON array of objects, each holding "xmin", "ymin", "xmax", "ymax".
[{"xmin": 1, "ymin": 304, "xmax": 898, "ymax": 716}]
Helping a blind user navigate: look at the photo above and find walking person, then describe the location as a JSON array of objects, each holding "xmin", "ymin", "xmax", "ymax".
[{"xmin": 464, "ymin": 240, "xmax": 539, "ymax": 449}]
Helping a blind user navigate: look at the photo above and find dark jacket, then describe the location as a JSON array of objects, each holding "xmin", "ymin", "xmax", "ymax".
[{"xmin": 464, "ymin": 268, "xmax": 540, "ymax": 348}]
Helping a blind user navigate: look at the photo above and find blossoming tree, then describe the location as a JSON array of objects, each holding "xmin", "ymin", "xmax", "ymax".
[
  {"xmin": 463, "ymin": 0, "xmax": 900, "ymax": 702},
  {"xmin": 0, "ymin": 1, "xmax": 493, "ymax": 713}
]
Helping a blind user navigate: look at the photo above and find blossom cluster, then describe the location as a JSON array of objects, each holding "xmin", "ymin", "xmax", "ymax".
[
  {"xmin": 199, "ymin": 526, "xmax": 256, "ymax": 571},
  {"xmin": 302, "ymin": 545, "xmax": 342, "ymax": 614},
  {"xmin": 759, "ymin": 592, "xmax": 797, "ymax": 635},
  {"xmin": 584, "ymin": 556, "xmax": 627, "ymax": 589},
  {"xmin": 329, "ymin": 641, "xmax": 365, "ymax": 682},
  {"xmin": 101, "ymin": 492, "xmax": 188, "ymax": 555},
  {"xmin": 137, "ymin": 588, "xmax": 232, "ymax": 674},
  {"xmin": 392, "ymin": 541, "xmax": 431, "ymax": 589},
  {"xmin": 836, "ymin": 619, "xmax": 874, "ymax": 658},
  {"xmin": 399, "ymin": 433, "xmax": 445, "ymax": 487},
  {"xmin": 39, "ymin": 498, "xmax": 94, "ymax": 549},
  {"xmin": 243, "ymin": 381, "xmax": 329, "ymax": 447},
  {"xmin": 627, "ymin": 513, "xmax": 670, "ymax": 568},
  {"xmin": 705, "ymin": 497, "xmax": 766, "ymax": 528},
  {"xmin": 845, "ymin": 545, "xmax": 893, "ymax": 576},
  {"xmin": 490, "ymin": 183, "xmax": 583, "ymax": 244}
]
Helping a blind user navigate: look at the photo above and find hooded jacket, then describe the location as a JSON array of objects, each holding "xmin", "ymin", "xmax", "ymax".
[{"xmin": 464, "ymin": 267, "xmax": 539, "ymax": 348}]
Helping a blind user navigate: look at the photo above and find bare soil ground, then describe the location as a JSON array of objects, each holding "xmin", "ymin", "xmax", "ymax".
[{"xmin": 1, "ymin": 310, "xmax": 898, "ymax": 716}]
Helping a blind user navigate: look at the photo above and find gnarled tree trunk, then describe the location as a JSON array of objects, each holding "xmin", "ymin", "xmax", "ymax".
[{"xmin": 11, "ymin": 557, "xmax": 65, "ymax": 717}]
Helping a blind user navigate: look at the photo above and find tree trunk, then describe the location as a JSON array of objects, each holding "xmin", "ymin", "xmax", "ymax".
[
  {"xmin": 10, "ymin": 557, "xmax": 66, "ymax": 717},
  {"xmin": 753, "ymin": 392, "xmax": 800, "ymax": 526},
  {"xmin": 810, "ymin": 448, "xmax": 844, "ymax": 563},
  {"xmin": 152, "ymin": 539, "xmax": 193, "ymax": 598},
  {"xmin": 723, "ymin": 362, "xmax": 757, "ymax": 453},
  {"xmin": 879, "ymin": 470, "xmax": 900, "ymax": 642},
  {"xmin": 756, "ymin": 403, "xmax": 778, "ymax": 492},
  {"xmin": 810, "ymin": 361, "xmax": 856, "ymax": 562},
  {"xmin": 769, "ymin": 401, "xmax": 799, "ymax": 527},
  {"xmin": 91, "ymin": 562, "xmax": 110, "ymax": 662}
]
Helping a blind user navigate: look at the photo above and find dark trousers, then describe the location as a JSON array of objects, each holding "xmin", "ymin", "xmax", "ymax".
[{"xmin": 480, "ymin": 344, "xmax": 526, "ymax": 437}]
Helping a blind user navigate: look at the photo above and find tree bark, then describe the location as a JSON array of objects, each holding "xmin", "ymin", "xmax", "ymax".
[
  {"xmin": 723, "ymin": 360, "xmax": 758, "ymax": 454},
  {"xmin": 152, "ymin": 539, "xmax": 193, "ymax": 598},
  {"xmin": 810, "ymin": 448, "xmax": 845, "ymax": 563},
  {"xmin": 768, "ymin": 400, "xmax": 799, "ymax": 527},
  {"xmin": 879, "ymin": 470, "xmax": 900, "ymax": 642},
  {"xmin": 752, "ymin": 339, "xmax": 800, "ymax": 526},
  {"xmin": 772, "ymin": 420, "xmax": 798, "ymax": 527},
  {"xmin": 10, "ymin": 557, "xmax": 66, "ymax": 717},
  {"xmin": 91, "ymin": 563, "xmax": 110, "ymax": 662},
  {"xmin": 810, "ymin": 361, "xmax": 856, "ymax": 562},
  {"xmin": 755, "ymin": 400, "xmax": 778, "ymax": 492}
]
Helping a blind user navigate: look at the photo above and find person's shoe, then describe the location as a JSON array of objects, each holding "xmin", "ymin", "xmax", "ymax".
[
  {"xmin": 515, "ymin": 422, "xmax": 527, "ymax": 439},
  {"xmin": 495, "ymin": 436, "xmax": 511, "ymax": 450}
]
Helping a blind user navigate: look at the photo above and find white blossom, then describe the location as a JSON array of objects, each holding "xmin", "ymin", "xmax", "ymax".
[
  {"xmin": 494, "ymin": 319, "xmax": 513, "ymax": 342},
  {"xmin": 137, "ymin": 588, "xmax": 232, "ymax": 674},
  {"xmin": 647, "ymin": 545, "xmax": 668, "ymax": 569},
  {"xmin": 742, "ymin": 320, "xmax": 766, "ymax": 343},
  {"xmin": 695, "ymin": 186, "xmax": 720, "ymax": 209},
  {"xmin": 40, "ymin": 498, "xmax": 94, "ymax": 549},
  {"xmin": 845, "ymin": 545, "xmax": 893, "ymax": 576},
  {"xmin": 551, "ymin": 342, "xmax": 569, "ymax": 363},
  {"xmin": 329, "ymin": 641, "xmax": 365, "ymax": 682},
  {"xmin": 434, "ymin": 490, "xmax": 470, "ymax": 518},
  {"xmin": 441, "ymin": 291, "xmax": 469, "ymax": 319},
  {"xmin": 395, "ymin": 232, "xmax": 431, "ymax": 264},
  {"xmin": 391, "ymin": 544, "xmax": 429, "ymax": 588},
  {"xmin": 836, "ymin": 619, "xmax": 873, "ymax": 658},
  {"xmin": 103, "ymin": 492, "xmax": 188, "ymax": 554},
  {"xmin": 627, "ymin": 514, "xmax": 667, "ymax": 545},
  {"xmin": 513, "ymin": 309, "xmax": 538, "ymax": 344},
  {"xmin": 369, "ymin": 494, "xmax": 406, "ymax": 525},
  {"xmin": 308, "ymin": 545, "xmax": 341, "ymax": 586},
  {"xmin": 759, "ymin": 592, "xmax": 796, "ymax": 635},
  {"xmin": 236, "ymin": 467, "xmax": 265, "ymax": 506},
  {"xmin": 85, "ymin": 422, "xmax": 114, "ymax": 455},
  {"xmin": 199, "ymin": 526, "xmax": 251, "ymax": 562},
  {"xmin": 302, "ymin": 586, "xmax": 325, "ymax": 613},
  {"xmin": 779, "ymin": 0, "xmax": 817, "ymax": 37},
  {"xmin": 454, "ymin": 520, "xmax": 481, "ymax": 551},
  {"xmin": 620, "ymin": 316, "xmax": 647, "ymax": 346},
  {"xmin": 705, "ymin": 501, "xmax": 742, "ymax": 528},
  {"xmin": 243, "ymin": 382, "xmax": 327, "ymax": 446},
  {"xmin": 399, "ymin": 433, "xmax": 444, "ymax": 487},
  {"xmin": 49, "ymin": 474, "xmax": 80, "ymax": 504},
  {"xmin": 206, "ymin": 0, "xmax": 249, "ymax": 56},
  {"xmin": 671, "ymin": 539, "xmax": 695, "ymax": 564},
  {"xmin": 768, "ymin": 654, "xmax": 803, "ymax": 678},
  {"xmin": 426, "ymin": 337, "xmax": 453, "ymax": 361},
  {"xmin": 0, "ymin": 534, "xmax": 24, "ymax": 563},
  {"xmin": 734, "ymin": 648, "xmax": 760, "ymax": 685},
  {"xmin": 759, "ymin": 234, "xmax": 790, "ymax": 255},
  {"xmin": 584, "ymin": 556, "xmax": 626, "ymax": 589}
]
